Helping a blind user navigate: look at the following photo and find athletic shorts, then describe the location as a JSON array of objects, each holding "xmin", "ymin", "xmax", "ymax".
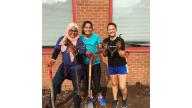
[{"xmin": 108, "ymin": 65, "xmax": 128, "ymax": 75}]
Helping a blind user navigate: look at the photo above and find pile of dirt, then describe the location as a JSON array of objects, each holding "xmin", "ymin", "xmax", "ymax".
[
  {"xmin": 42, "ymin": 89, "xmax": 73, "ymax": 108},
  {"xmin": 135, "ymin": 82, "xmax": 150, "ymax": 97},
  {"xmin": 42, "ymin": 83, "xmax": 150, "ymax": 108}
]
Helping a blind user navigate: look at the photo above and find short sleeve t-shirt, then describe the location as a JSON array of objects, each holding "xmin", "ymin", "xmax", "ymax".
[
  {"xmin": 103, "ymin": 36, "xmax": 127, "ymax": 67},
  {"xmin": 80, "ymin": 34, "xmax": 102, "ymax": 64}
]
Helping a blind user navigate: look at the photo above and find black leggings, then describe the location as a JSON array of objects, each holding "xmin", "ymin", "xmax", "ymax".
[{"xmin": 83, "ymin": 63, "xmax": 101, "ymax": 93}]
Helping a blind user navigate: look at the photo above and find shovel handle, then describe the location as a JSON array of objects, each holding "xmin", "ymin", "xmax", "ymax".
[
  {"xmin": 88, "ymin": 55, "xmax": 94, "ymax": 97},
  {"xmin": 47, "ymin": 66, "xmax": 55, "ymax": 108},
  {"xmin": 48, "ymin": 66, "xmax": 53, "ymax": 79}
]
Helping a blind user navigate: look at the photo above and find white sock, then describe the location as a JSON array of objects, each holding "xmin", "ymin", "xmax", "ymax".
[{"xmin": 98, "ymin": 96, "xmax": 103, "ymax": 99}]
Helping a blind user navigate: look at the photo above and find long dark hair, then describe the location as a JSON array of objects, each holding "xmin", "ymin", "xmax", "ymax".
[{"xmin": 82, "ymin": 20, "xmax": 93, "ymax": 35}]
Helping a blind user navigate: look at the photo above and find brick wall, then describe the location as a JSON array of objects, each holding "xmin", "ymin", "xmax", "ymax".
[
  {"xmin": 42, "ymin": 47, "xmax": 150, "ymax": 90},
  {"xmin": 42, "ymin": 0, "xmax": 150, "ymax": 90},
  {"xmin": 126, "ymin": 51, "xmax": 150, "ymax": 85},
  {"xmin": 76, "ymin": 0, "xmax": 109, "ymax": 40}
]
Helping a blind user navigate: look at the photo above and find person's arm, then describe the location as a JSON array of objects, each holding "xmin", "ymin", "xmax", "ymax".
[
  {"xmin": 102, "ymin": 42, "xmax": 109, "ymax": 57},
  {"xmin": 48, "ymin": 48, "xmax": 60, "ymax": 67},
  {"xmin": 47, "ymin": 36, "xmax": 63, "ymax": 67},
  {"xmin": 100, "ymin": 38, "xmax": 109, "ymax": 57},
  {"xmin": 117, "ymin": 49, "xmax": 125, "ymax": 57},
  {"xmin": 96, "ymin": 35, "xmax": 107, "ymax": 56},
  {"xmin": 77, "ymin": 39, "xmax": 85, "ymax": 55},
  {"xmin": 51, "ymin": 48, "xmax": 60, "ymax": 60},
  {"xmin": 75, "ymin": 39, "xmax": 85, "ymax": 64},
  {"xmin": 116, "ymin": 38, "xmax": 126, "ymax": 57}
]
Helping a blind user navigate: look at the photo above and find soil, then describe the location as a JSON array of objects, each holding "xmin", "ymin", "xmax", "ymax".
[{"xmin": 42, "ymin": 82, "xmax": 150, "ymax": 108}]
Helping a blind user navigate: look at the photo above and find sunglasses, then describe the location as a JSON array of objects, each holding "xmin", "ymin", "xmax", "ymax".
[{"xmin": 69, "ymin": 29, "xmax": 78, "ymax": 33}]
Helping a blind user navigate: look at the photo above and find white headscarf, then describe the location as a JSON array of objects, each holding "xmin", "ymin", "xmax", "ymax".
[
  {"xmin": 59, "ymin": 23, "xmax": 80, "ymax": 52},
  {"xmin": 59, "ymin": 23, "xmax": 80, "ymax": 62}
]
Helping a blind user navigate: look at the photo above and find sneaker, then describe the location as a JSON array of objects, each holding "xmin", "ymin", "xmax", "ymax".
[
  {"xmin": 86, "ymin": 96, "xmax": 94, "ymax": 104},
  {"xmin": 111, "ymin": 100, "xmax": 118, "ymax": 108},
  {"xmin": 121, "ymin": 99, "xmax": 128, "ymax": 108},
  {"xmin": 98, "ymin": 96, "xmax": 107, "ymax": 106}
]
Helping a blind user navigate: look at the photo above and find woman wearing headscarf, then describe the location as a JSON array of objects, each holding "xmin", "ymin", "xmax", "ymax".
[{"xmin": 45, "ymin": 23, "xmax": 85, "ymax": 108}]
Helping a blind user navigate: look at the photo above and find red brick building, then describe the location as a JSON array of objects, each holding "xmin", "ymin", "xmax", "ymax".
[{"xmin": 42, "ymin": 0, "xmax": 150, "ymax": 90}]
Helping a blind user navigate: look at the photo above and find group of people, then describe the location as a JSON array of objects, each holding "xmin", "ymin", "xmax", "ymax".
[{"xmin": 45, "ymin": 21, "xmax": 128, "ymax": 108}]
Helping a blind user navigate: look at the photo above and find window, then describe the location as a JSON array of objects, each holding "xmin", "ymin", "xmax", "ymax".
[
  {"xmin": 113, "ymin": 0, "xmax": 150, "ymax": 43},
  {"xmin": 42, "ymin": 0, "xmax": 73, "ymax": 46}
]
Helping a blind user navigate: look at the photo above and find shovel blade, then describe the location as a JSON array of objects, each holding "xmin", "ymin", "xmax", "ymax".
[{"xmin": 87, "ymin": 102, "xmax": 94, "ymax": 108}]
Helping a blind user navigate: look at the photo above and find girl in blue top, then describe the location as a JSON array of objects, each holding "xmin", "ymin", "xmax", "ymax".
[{"xmin": 80, "ymin": 21, "xmax": 106, "ymax": 106}]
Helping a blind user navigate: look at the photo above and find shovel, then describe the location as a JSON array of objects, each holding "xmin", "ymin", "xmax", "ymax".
[
  {"xmin": 87, "ymin": 54, "xmax": 94, "ymax": 108},
  {"xmin": 48, "ymin": 65, "xmax": 55, "ymax": 108}
]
